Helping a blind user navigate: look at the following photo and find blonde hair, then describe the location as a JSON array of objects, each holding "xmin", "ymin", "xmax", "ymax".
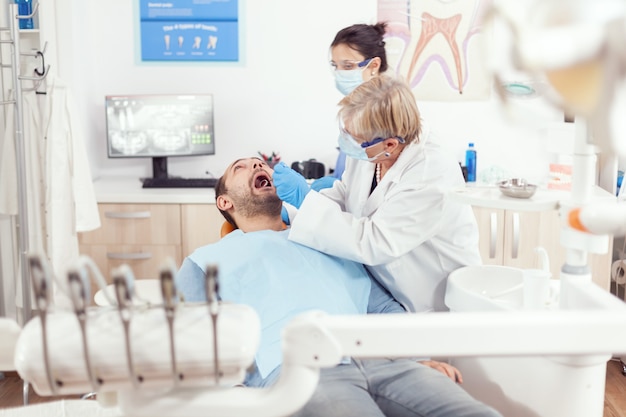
[{"xmin": 338, "ymin": 75, "xmax": 421, "ymax": 144}]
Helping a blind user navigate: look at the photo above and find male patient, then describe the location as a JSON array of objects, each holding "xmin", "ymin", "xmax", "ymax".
[{"xmin": 176, "ymin": 157, "xmax": 501, "ymax": 417}]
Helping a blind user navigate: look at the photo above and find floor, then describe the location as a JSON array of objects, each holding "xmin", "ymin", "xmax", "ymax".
[
  {"xmin": 605, "ymin": 358, "xmax": 626, "ymax": 417},
  {"xmin": 1, "ymin": 361, "xmax": 625, "ymax": 415}
]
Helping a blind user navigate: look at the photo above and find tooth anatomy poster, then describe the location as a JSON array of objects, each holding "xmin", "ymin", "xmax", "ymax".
[
  {"xmin": 140, "ymin": 0, "xmax": 239, "ymax": 62},
  {"xmin": 378, "ymin": 0, "xmax": 491, "ymax": 100}
]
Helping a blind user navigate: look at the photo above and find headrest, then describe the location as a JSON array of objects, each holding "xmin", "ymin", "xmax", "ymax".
[
  {"xmin": 220, "ymin": 221, "xmax": 288, "ymax": 238},
  {"xmin": 220, "ymin": 221, "xmax": 237, "ymax": 238}
]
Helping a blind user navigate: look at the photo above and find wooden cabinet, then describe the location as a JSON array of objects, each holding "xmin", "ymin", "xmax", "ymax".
[
  {"xmin": 181, "ymin": 204, "xmax": 223, "ymax": 255},
  {"xmin": 472, "ymin": 206, "xmax": 612, "ymax": 290},
  {"xmin": 78, "ymin": 203, "xmax": 222, "ymax": 291}
]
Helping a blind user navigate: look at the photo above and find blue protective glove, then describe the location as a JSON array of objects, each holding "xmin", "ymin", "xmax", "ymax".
[
  {"xmin": 272, "ymin": 162, "xmax": 310, "ymax": 209},
  {"xmin": 310, "ymin": 175, "xmax": 338, "ymax": 192}
]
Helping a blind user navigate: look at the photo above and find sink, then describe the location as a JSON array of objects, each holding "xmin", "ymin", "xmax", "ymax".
[
  {"xmin": 445, "ymin": 265, "xmax": 524, "ymax": 311},
  {"xmin": 445, "ymin": 265, "xmax": 586, "ymax": 417},
  {"xmin": 445, "ymin": 265, "xmax": 561, "ymax": 312}
]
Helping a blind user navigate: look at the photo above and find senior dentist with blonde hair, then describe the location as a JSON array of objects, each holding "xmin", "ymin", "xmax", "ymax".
[{"xmin": 273, "ymin": 75, "xmax": 482, "ymax": 312}]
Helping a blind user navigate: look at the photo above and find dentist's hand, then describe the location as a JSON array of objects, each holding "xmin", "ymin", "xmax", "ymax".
[{"xmin": 272, "ymin": 162, "xmax": 310, "ymax": 209}]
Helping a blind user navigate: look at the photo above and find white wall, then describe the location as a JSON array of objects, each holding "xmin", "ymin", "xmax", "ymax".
[{"xmin": 51, "ymin": 0, "xmax": 567, "ymax": 185}]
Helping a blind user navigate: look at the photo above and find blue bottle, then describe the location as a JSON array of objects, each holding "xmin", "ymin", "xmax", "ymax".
[
  {"xmin": 15, "ymin": 0, "xmax": 34, "ymax": 30},
  {"xmin": 465, "ymin": 142, "xmax": 477, "ymax": 182}
]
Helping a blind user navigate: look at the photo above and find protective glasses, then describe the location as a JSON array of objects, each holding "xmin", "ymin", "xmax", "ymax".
[
  {"xmin": 330, "ymin": 58, "xmax": 372, "ymax": 71},
  {"xmin": 339, "ymin": 124, "xmax": 406, "ymax": 149},
  {"xmin": 360, "ymin": 135, "xmax": 406, "ymax": 148}
]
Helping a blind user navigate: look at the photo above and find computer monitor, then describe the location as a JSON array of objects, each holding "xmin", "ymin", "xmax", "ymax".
[{"xmin": 105, "ymin": 94, "xmax": 215, "ymax": 179}]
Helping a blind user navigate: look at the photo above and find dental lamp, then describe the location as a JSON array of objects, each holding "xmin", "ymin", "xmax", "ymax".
[{"xmin": 482, "ymin": 0, "xmax": 626, "ymax": 310}]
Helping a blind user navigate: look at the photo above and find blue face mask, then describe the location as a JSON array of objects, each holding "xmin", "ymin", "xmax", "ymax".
[
  {"xmin": 333, "ymin": 59, "xmax": 372, "ymax": 96},
  {"xmin": 338, "ymin": 129, "xmax": 386, "ymax": 162},
  {"xmin": 334, "ymin": 70, "xmax": 365, "ymax": 96},
  {"xmin": 337, "ymin": 121, "xmax": 407, "ymax": 162}
]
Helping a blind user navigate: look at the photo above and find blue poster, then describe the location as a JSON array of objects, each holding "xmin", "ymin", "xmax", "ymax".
[{"xmin": 140, "ymin": 0, "xmax": 239, "ymax": 62}]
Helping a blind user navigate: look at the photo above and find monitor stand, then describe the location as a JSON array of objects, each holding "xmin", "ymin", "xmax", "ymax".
[{"xmin": 152, "ymin": 156, "xmax": 169, "ymax": 179}]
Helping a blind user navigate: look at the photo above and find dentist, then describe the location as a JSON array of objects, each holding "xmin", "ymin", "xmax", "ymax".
[{"xmin": 273, "ymin": 76, "xmax": 482, "ymax": 312}]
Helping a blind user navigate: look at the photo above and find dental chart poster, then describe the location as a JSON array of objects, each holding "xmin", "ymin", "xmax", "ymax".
[
  {"xmin": 378, "ymin": 0, "xmax": 491, "ymax": 100},
  {"xmin": 140, "ymin": 0, "xmax": 239, "ymax": 61}
]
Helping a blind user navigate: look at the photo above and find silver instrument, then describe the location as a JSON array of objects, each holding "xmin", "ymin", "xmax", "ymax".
[
  {"xmin": 204, "ymin": 264, "xmax": 220, "ymax": 385},
  {"xmin": 67, "ymin": 265, "xmax": 100, "ymax": 391},
  {"xmin": 159, "ymin": 258, "xmax": 180, "ymax": 386},
  {"xmin": 112, "ymin": 265, "xmax": 141, "ymax": 388},
  {"xmin": 27, "ymin": 253, "xmax": 58, "ymax": 395}
]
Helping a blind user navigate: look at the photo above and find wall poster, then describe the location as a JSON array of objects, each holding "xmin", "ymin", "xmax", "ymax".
[
  {"xmin": 378, "ymin": 0, "xmax": 491, "ymax": 101},
  {"xmin": 140, "ymin": 0, "xmax": 239, "ymax": 62}
]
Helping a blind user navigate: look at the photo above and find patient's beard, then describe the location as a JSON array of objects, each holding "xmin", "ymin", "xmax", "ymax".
[{"xmin": 232, "ymin": 190, "xmax": 283, "ymax": 220}]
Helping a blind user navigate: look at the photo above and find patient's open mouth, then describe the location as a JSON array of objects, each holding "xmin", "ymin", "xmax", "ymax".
[{"xmin": 254, "ymin": 172, "xmax": 272, "ymax": 189}]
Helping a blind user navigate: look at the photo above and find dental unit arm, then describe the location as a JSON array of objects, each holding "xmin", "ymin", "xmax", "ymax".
[{"xmin": 13, "ymin": 253, "xmax": 626, "ymax": 417}]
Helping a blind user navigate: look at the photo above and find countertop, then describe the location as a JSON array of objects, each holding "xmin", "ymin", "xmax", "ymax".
[
  {"xmin": 92, "ymin": 176, "xmax": 616, "ymax": 208},
  {"xmin": 451, "ymin": 183, "xmax": 616, "ymax": 211},
  {"xmin": 92, "ymin": 176, "xmax": 216, "ymax": 204}
]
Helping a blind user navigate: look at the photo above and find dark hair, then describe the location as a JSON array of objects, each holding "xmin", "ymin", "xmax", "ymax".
[
  {"xmin": 215, "ymin": 175, "xmax": 237, "ymax": 228},
  {"xmin": 331, "ymin": 22, "xmax": 389, "ymax": 73}
]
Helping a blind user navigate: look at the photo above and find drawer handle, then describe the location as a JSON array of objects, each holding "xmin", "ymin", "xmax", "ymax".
[
  {"xmin": 107, "ymin": 252, "xmax": 152, "ymax": 260},
  {"xmin": 104, "ymin": 211, "xmax": 151, "ymax": 219},
  {"xmin": 489, "ymin": 212, "xmax": 497, "ymax": 259},
  {"xmin": 511, "ymin": 212, "xmax": 520, "ymax": 259}
]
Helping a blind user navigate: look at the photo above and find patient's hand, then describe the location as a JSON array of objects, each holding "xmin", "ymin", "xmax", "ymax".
[{"xmin": 419, "ymin": 360, "xmax": 463, "ymax": 384}]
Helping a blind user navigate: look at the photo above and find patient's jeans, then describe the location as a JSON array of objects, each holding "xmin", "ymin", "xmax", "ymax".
[{"xmin": 291, "ymin": 358, "xmax": 502, "ymax": 417}]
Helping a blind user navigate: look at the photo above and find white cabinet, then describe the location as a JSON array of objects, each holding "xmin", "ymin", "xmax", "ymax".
[{"xmin": 472, "ymin": 206, "xmax": 612, "ymax": 290}]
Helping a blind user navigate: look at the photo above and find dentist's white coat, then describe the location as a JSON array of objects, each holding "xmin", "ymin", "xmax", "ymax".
[
  {"xmin": 0, "ymin": 76, "xmax": 100, "ymax": 305},
  {"xmin": 288, "ymin": 131, "xmax": 482, "ymax": 312}
]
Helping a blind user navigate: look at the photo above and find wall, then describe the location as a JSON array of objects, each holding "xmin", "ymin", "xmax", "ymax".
[{"xmin": 53, "ymin": 0, "xmax": 566, "ymax": 185}]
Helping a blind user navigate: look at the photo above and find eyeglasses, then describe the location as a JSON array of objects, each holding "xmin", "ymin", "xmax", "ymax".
[{"xmin": 330, "ymin": 58, "xmax": 372, "ymax": 71}]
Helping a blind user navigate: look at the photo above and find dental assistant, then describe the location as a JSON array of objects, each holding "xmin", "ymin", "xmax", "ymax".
[
  {"xmin": 273, "ymin": 76, "xmax": 482, "ymax": 312},
  {"xmin": 325, "ymin": 22, "xmax": 390, "ymax": 183}
]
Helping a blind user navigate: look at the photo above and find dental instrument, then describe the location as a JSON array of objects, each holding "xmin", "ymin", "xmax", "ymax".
[
  {"xmin": 112, "ymin": 264, "xmax": 141, "ymax": 388},
  {"xmin": 67, "ymin": 265, "xmax": 100, "ymax": 391},
  {"xmin": 159, "ymin": 257, "xmax": 181, "ymax": 385},
  {"xmin": 205, "ymin": 263, "xmax": 220, "ymax": 385},
  {"xmin": 26, "ymin": 253, "xmax": 58, "ymax": 396}
]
